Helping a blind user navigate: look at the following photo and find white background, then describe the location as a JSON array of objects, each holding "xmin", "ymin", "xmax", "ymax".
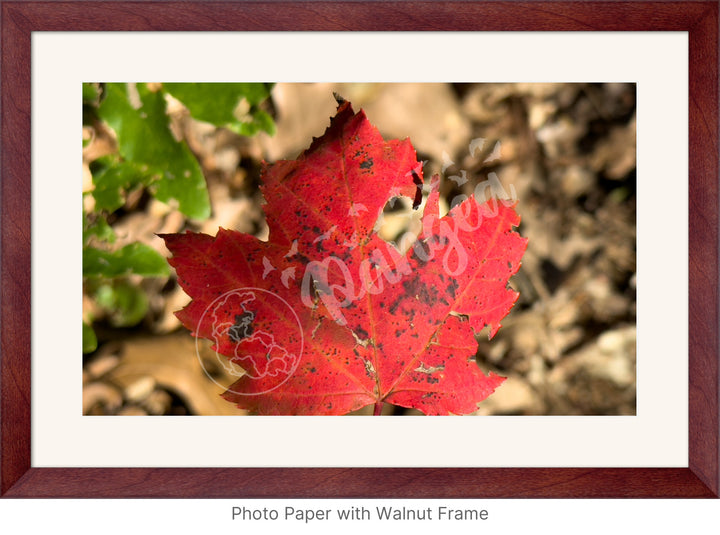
[
  {"xmin": 33, "ymin": 32, "xmax": 687, "ymax": 468},
  {"xmin": 4, "ymin": 31, "xmax": 711, "ymax": 531},
  {"xmin": 2, "ymin": 499, "xmax": 719, "ymax": 534}
]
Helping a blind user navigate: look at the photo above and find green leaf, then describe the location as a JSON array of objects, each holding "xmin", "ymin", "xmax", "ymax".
[
  {"xmin": 84, "ymin": 243, "xmax": 170, "ymax": 278},
  {"xmin": 91, "ymin": 157, "xmax": 155, "ymax": 213},
  {"xmin": 163, "ymin": 82, "xmax": 275, "ymax": 136},
  {"xmin": 83, "ymin": 210, "xmax": 116, "ymax": 245},
  {"xmin": 251, "ymin": 108, "xmax": 276, "ymax": 135},
  {"xmin": 233, "ymin": 108, "xmax": 276, "ymax": 137},
  {"xmin": 83, "ymin": 321, "xmax": 98, "ymax": 353},
  {"xmin": 98, "ymin": 83, "xmax": 211, "ymax": 219},
  {"xmin": 93, "ymin": 281, "xmax": 149, "ymax": 327},
  {"xmin": 83, "ymin": 83, "xmax": 100, "ymax": 106}
]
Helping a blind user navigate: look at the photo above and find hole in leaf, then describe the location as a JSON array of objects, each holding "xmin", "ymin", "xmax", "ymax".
[{"xmin": 374, "ymin": 196, "xmax": 422, "ymax": 253}]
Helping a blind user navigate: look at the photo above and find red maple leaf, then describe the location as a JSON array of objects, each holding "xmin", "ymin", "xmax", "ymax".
[{"xmin": 161, "ymin": 101, "xmax": 527, "ymax": 415}]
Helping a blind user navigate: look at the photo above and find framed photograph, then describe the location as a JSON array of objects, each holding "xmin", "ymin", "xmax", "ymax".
[{"xmin": 1, "ymin": 1, "xmax": 717, "ymax": 498}]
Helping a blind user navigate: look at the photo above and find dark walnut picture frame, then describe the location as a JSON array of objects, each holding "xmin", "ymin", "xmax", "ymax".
[{"xmin": 1, "ymin": 1, "xmax": 717, "ymax": 498}]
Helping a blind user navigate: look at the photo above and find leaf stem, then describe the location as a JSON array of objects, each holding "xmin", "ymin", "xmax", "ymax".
[{"xmin": 373, "ymin": 401, "xmax": 384, "ymax": 416}]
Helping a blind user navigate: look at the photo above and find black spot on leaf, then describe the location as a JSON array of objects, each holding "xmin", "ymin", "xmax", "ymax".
[{"xmin": 228, "ymin": 310, "xmax": 255, "ymax": 342}]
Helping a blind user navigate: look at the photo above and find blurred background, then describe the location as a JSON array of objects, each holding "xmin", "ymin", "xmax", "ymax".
[{"xmin": 83, "ymin": 82, "xmax": 636, "ymax": 416}]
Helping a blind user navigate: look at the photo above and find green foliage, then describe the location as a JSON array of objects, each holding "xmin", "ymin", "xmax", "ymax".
[
  {"xmin": 83, "ymin": 82, "xmax": 100, "ymax": 107},
  {"xmin": 163, "ymin": 83, "xmax": 275, "ymax": 136},
  {"xmin": 82, "ymin": 82, "xmax": 275, "ymax": 353},
  {"xmin": 84, "ymin": 243, "xmax": 170, "ymax": 278},
  {"xmin": 91, "ymin": 281, "xmax": 150, "ymax": 328},
  {"xmin": 90, "ymin": 157, "xmax": 154, "ymax": 213},
  {"xmin": 83, "ymin": 209, "xmax": 116, "ymax": 244},
  {"xmin": 83, "ymin": 321, "xmax": 98, "ymax": 353},
  {"xmin": 98, "ymin": 83, "xmax": 211, "ymax": 219}
]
